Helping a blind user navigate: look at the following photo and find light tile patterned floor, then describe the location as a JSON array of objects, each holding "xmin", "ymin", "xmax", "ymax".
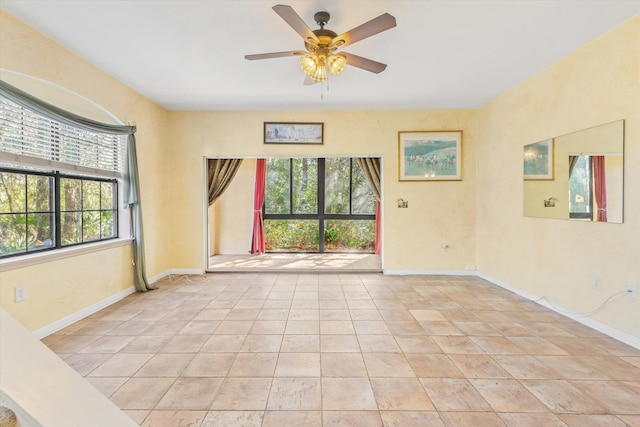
[{"xmin": 43, "ymin": 273, "xmax": 640, "ymax": 426}]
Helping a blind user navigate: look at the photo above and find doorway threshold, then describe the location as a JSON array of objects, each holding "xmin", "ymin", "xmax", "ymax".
[{"xmin": 207, "ymin": 253, "xmax": 381, "ymax": 273}]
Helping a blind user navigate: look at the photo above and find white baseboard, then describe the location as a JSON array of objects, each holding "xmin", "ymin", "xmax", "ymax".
[
  {"xmin": 383, "ymin": 269, "xmax": 477, "ymax": 276},
  {"xmin": 33, "ymin": 269, "xmax": 205, "ymax": 339},
  {"xmin": 168, "ymin": 268, "xmax": 205, "ymax": 276},
  {"xmin": 32, "ymin": 286, "xmax": 136, "ymax": 339},
  {"xmin": 477, "ymin": 272, "xmax": 640, "ymax": 350},
  {"xmin": 147, "ymin": 270, "xmax": 170, "ymax": 283}
]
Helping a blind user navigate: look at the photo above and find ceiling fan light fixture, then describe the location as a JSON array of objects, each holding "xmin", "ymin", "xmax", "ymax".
[
  {"xmin": 300, "ymin": 54, "xmax": 318, "ymax": 76},
  {"xmin": 327, "ymin": 53, "xmax": 346, "ymax": 75},
  {"xmin": 311, "ymin": 58, "xmax": 328, "ymax": 81}
]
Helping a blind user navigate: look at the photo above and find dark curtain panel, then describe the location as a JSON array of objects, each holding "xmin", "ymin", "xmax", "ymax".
[
  {"xmin": 357, "ymin": 157, "xmax": 381, "ymax": 200},
  {"xmin": 569, "ymin": 155, "xmax": 580, "ymax": 177},
  {"xmin": 357, "ymin": 157, "xmax": 381, "ymax": 255},
  {"xmin": 592, "ymin": 156, "xmax": 608, "ymax": 222},
  {"xmin": 251, "ymin": 159, "xmax": 267, "ymax": 254},
  {"xmin": 208, "ymin": 159, "xmax": 243, "ymax": 205}
]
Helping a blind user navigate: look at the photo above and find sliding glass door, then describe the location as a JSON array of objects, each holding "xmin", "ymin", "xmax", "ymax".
[{"xmin": 264, "ymin": 157, "xmax": 376, "ymax": 253}]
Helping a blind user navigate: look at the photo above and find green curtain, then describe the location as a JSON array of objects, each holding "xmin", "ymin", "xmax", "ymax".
[
  {"xmin": 124, "ymin": 137, "xmax": 156, "ymax": 291},
  {"xmin": 208, "ymin": 159, "xmax": 243, "ymax": 205},
  {"xmin": 0, "ymin": 79, "xmax": 154, "ymax": 292}
]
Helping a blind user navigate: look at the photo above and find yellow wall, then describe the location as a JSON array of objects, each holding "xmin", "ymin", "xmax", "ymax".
[
  {"xmin": 477, "ymin": 15, "xmax": 640, "ymax": 338},
  {"xmin": 210, "ymin": 158, "xmax": 256, "ymax": 255},
  {"xmin": 168, "ymin": 110, "xmax": 477, "ymax": 271},
  {"xmin": 0, "ymin": 10, "xmax": 171, "ymax": 331},
  {"xmin": 1, "ymin": 7, "xmax": 638, "ymax": 343},
  {"xmin": 0, "ymin": 247, "xmax": 133, "ymax": 331}
]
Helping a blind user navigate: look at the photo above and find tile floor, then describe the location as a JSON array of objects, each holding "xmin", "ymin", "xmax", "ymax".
[{"xmin": 43, "ymin": 273, "xmax": 640, "ymax": 426}]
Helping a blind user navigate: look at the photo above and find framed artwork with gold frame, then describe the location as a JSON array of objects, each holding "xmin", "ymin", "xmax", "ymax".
[{"xmin": 398, "ymin": 130, "xmax": 462, "ymax": 181}]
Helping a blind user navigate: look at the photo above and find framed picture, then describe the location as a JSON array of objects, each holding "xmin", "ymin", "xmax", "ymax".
[
  {"xmin": 264, "ymin": 122, "xmax": 323, "ymax": 144},
  {"xmin": 523, "ymin": 139, "xmax": 554, "ymax": 180},
  {"xmin": 398, "ymin": 131, "xmax": 462, "ymax": 181}
]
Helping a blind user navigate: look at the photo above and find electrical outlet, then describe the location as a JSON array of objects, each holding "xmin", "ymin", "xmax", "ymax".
[
  {"xmin": 628, "ymin": 284, "xmax": 637, "ymax": 299},
  {"xmin": 15, "ymin": 285, "xmax": 26, "ymax": 303},
  {"xmin": 593, "ymin": 277, "xmax": 602, "ymax": 291}
]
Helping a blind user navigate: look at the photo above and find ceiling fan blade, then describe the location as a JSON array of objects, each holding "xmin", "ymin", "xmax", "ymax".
[
  {"xmin": 245, "ymin": 50, "xmax": 307, "ymax": 60},
  {"xmin": 303, "ymin": 75, "xmax": 318, "ymax": 85},
  {"xmin": 330, "ymin": 13, "xmax": 396, "ymax": 49},
  {"xmin": 342, "ymin": 52, "xmax": 387, "ymax": 74},
  {"xmin": 272, "ymin": 4, "xmax": 319, "ymax": 45}
]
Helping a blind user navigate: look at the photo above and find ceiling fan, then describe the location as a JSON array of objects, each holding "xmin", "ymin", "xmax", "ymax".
[{"xmin": 245, "ymin": 4, "xmax": 396, "ymax": 84}]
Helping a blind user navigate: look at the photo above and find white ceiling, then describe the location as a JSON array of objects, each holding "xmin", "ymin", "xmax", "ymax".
[{"xmin": 1, "ymin": 1, "xmax": 639, "ymax": 111}]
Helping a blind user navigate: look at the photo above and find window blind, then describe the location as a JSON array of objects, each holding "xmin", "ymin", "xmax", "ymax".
[{"xmin": 0, "ymin": 97, "xmax": 125, "ymax": 178}]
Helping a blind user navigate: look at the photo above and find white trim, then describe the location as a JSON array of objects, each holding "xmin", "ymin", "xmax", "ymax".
[
  {"xmin": 379, "ymin": 156, "xmax": 385, "ymax": 270},
  {"xmin": 0, "ymin": 151, "xmax": 122, "ymax": 179},
  {"xmin": 203, "ymin": 157, "xmax": 210, "ymax": 269},
  {"xmin": 0, "ymin": 238, "xmax": 133, "ymax": 272},
  {"xmin": 0, "ymin": 69, "xmax": 123, "ymax": 124},
  {"xmin": 383, "ymin": 269, "xmax": 477, "ymax": 276},
  {"xmin": 477, "ymin": 272, "xmax": 640, "ymax": 350},
  {"xmin": 32, "ymin": 286, "xmax": 136, "ymax": 339},
  {"xmin": 169, "ymin": 268, "xmax": 205, "ymax": 276},
  {"xmin": 147, "ymin": 270, "xmax": 170, "ymax": 284},
  {"xmin": 31, "ymin": 268, "xmax": 205, "ymax": 339}
]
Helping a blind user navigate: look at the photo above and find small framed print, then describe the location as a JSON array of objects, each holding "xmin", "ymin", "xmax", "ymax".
[
  {"xmin": 264, "ymin": 122, "xmax": 323, "ymax": 144},
  {"xmin": 523, "ymin": 139, "xmax": 554, "ymax": 180},
  {"xmin": 398, "ymin": 130, "xmax": 462, "ymax": 181}
]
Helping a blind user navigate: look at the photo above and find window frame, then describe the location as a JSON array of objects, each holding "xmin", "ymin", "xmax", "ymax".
[
  {"xmin": 263, "ymin": 157, "xmax": 376, "ymax": 253},
  {"xmin": 569, "ymin": 155, "xmax": 594, "ymax": 220},
  {"xmin": 0, "ymin": 166, "xmax": 119, "ymax": 259}
]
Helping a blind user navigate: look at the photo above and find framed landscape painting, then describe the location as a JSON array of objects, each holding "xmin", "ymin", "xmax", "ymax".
[
  {"xmin": 398, "ymin": 131, "xmax": 462, "ymax": 181},
  {"xmin": 523, "ymin": 139, "xmax": 553, "ymax": 180},
  {"xmin": 264, "ymin": 122, "xmax": 323, "ymax": 144}
]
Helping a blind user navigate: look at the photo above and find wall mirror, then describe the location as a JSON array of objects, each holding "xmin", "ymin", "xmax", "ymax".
[{"xmin": 523, "ymin": 120, "xmax": 624, "ymax": 223}]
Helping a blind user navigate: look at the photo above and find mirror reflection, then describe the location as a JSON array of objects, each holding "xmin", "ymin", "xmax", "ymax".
[{"xmin": 523, "ymin": 120, "xmax": 624, "ymax": 223}]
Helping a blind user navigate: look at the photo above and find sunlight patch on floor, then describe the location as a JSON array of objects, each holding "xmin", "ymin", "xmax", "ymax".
[{"xmin": 208, "ymin": 253, "xmax": 381, "ymax": 272}]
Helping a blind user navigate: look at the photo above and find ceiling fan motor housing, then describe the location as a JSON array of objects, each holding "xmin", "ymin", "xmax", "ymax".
[
  {"xmin": 304, "ymin": 11, "xmax": 339, "ymax": 54},
  {"xmin": 306, "ymin": 29, "xmax": 338, "ymax": 53},
  {"xmin": 314, "ymin": 11, "xmax": 331, "ymax": 28}
]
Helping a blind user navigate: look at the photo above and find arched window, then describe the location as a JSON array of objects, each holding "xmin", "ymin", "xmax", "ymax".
[{"xmin": 0, "ymin": 74, "xmax": 127, "ymax": 258}]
